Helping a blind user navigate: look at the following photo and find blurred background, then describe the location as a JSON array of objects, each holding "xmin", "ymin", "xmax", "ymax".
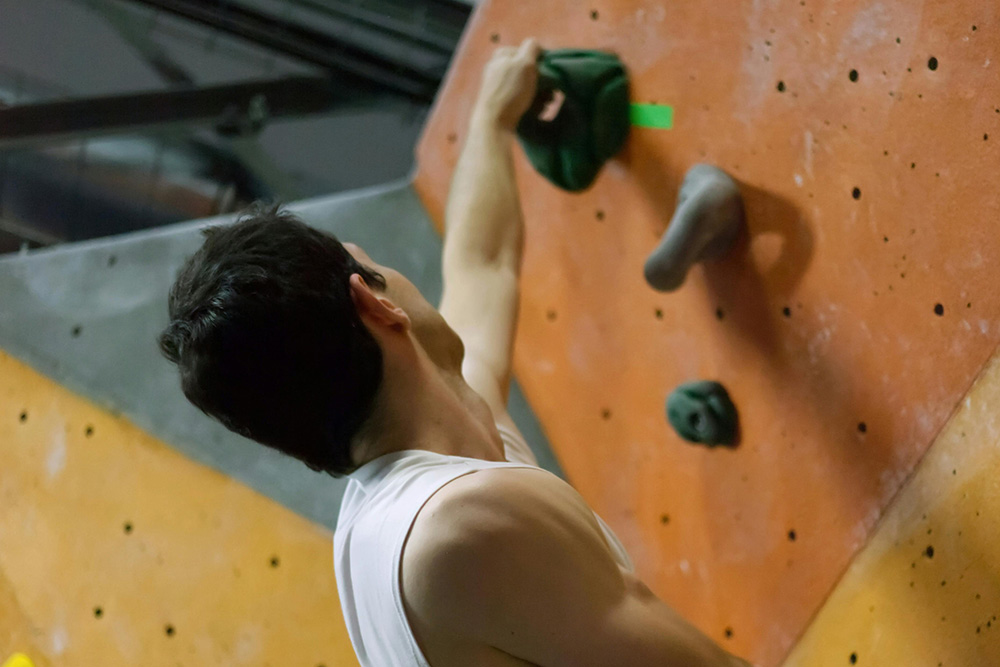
[{"xmin": 0, "ymin": 0, "xmax": 475, "ymax": 254}]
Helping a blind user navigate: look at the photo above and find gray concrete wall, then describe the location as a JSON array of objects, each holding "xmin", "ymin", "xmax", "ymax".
[{"xmin": 0, "ymin": 180, "xmax": 561, "ymax": 529}]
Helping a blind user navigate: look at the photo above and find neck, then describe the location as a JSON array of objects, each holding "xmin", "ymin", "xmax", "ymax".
[{"xmin": 352, "ymin": 344, "xmax": 505, "ymax": 468}]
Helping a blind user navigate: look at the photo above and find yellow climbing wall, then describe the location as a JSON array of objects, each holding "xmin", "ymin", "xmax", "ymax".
[
  {"xmin": 1, "ymin": 569, "xmax": 51, "ymax": 667},
  {"xmin": 783, "ymin": 350, "xmax": 1000, "ymax": 667},
  {"xmin": 0, "ymin": 349, "xmax": 358, "ymax": 667},
  {"xmin": 3, "ymin": 654, "xmax": 41, "ymax": 667}
]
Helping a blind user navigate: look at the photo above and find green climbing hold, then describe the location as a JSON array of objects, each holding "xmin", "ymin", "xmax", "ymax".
[
  {"xmin": 666, "ymin": 381, "xmax": 739, "ymax": 447},
  {"xmin": 516, "ymin": 49, "xmax": 631, "ymax": 192}
]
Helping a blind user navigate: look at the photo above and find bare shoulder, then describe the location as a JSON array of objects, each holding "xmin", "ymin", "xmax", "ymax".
[
  {"xmin": 404, "ymin": 466, "xmax": 598, "ymax": 562},
  {"xmin": 402, "ymin": 466, "xmax": 567, "ymax": 574},
  {"xmin": 401, "ymin": 468, "xmax": 750, "ymax": 666},
  {"xmin": 400, "ymin": 467, "xmax": 620, "ymax": 639}
]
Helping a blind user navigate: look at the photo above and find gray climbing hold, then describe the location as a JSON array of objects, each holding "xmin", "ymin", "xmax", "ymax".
[
  {"xmin": 666, "ymin": 380, "xmax": 739, "ymax": 447},
  {"xmin": 644, "ymin": 164, "xmax": 745, "ymax": 292}
]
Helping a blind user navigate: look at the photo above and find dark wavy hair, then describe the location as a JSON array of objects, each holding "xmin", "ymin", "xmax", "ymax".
[{"xmin": 158, "ymin": 204, "xmax": 387, "ymax": 477}]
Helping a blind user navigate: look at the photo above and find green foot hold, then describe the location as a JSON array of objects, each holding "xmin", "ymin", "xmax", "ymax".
[{"xmin": 666, "ymin": 381, "xmax": 739, "ymax": 447}]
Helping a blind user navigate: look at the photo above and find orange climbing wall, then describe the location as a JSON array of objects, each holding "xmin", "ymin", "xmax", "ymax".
[
  {"xmin": 0, "ymin": 350, "xmax": 358, "ymax": 667},
  {"xmin": 414, "ymin": 1, "xmax": 1000, "ymax": 664}
]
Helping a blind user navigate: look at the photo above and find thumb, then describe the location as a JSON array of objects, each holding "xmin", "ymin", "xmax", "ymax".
[{"xmin": 517, "ymin": 37, "xmax": 542, "ymax": 61}]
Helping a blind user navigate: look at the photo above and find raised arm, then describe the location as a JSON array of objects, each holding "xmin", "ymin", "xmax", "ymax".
[{"xmin": 439, "ymin": 39, "xmax": 541, "ymax": 423}]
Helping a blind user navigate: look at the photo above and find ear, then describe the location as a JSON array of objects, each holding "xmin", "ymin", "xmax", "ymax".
[{"xmin": 349, "ymin": 274, "xmax": 410, "ymax": 331}]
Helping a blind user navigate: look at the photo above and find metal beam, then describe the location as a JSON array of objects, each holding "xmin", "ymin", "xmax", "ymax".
[
  {"xmin": 283, "ymin": 0, "xmax": 464, "ymax": 54},
  {"xmin": 0, "ymin": 75, "xmax": 371, "ymax": 151},
  {"xmin": 83, "ymin": 0, "xmax": 196, "ymax": 86},
  {"xmin": 126, "ymin": 0, "xmax": 442, "ymax": 103},
  {"xmin": 0, "ymin": 216, "xmax": 64, "ymax": 248},
  {"xmin": 407, "ymin": 0, "xmax": 475, "ymax": 27}
]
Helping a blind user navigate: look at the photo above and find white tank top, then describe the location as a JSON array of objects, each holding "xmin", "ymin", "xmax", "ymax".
[{"xmin": 333, "ymin": 422, "xmax": 635, "ymax": 667}]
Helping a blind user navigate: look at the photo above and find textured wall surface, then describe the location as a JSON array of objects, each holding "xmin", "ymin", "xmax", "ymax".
[
  {"xmin": 415, "ymin": 1, "xmax": 1000, "ymax": 664},
  {"xmin": 784, "ymin": 350, "xmax": 1000, "ymax": 667},
  {"xmin": 0, "ymin": 350, "xmax": 357, "ymax": 666},
  {"xmin": 1, "ymin": 568, "xmax": 52, "ymax": 667}
]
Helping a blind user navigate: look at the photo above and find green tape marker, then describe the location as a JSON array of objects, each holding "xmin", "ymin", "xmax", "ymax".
[{"xmin": 630, "ymin": 103, "xmax": 674, "ymax": 129}]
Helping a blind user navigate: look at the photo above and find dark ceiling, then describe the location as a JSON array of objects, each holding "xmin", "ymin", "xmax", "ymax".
[{"xmin": 0, "ymin": 0, "xmax": 472, "ymax": 253}]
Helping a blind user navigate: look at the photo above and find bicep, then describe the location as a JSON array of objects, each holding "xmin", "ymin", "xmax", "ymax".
[{"xmin": 407, "ymin": 469, "xmax": 743, "ymax": 667}]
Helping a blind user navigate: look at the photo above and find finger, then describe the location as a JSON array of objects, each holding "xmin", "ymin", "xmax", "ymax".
[
  {"xmin": 494, "ymin": 46, "xmax": 517, "ymax": 58},
  {"xmin": 517, "ymin": 37, "xmax": 542, "ymax": 61}
]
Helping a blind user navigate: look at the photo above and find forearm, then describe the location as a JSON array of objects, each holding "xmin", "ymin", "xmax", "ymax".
[{"xmin": 442, "ymin": 110, "xmax": 525, "ymax": 274}]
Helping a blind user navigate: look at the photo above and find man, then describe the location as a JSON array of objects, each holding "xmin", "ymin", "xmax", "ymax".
[{"xmin": 161, "ymin": 38, "xmax": 751, "ymax": 667}]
